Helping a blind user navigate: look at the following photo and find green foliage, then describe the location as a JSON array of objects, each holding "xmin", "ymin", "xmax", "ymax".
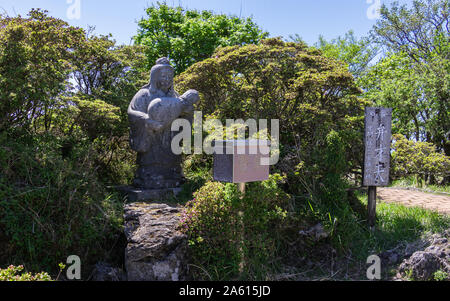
[
  {"xmin": 315, "ymin": 190, "xmax": 450, "ymax": 261},
  {"xmin": 0, "ymin": 265, "xmax": 52, "ymax": 281},
  {"xmin": 354, "ymin": 191, "xmax": 449, "ymax": 256},
  {"xmin": 180, "ymin": 182, "xmax": 240, "ymax": 279},
  {"xmin": 72, "ymin": 32, "xmax": 147, "ymax": 98},
  {"xmin": 180, "ymin": 175, "xmax": 290, "ymax": 280},
  {"xmin": 69, "ymin": 96, "xmax": 121, "ymax": 141},
  {"xmin": 176, "ymin": 38, "xmax": 367, "ymax": 196},
  {"xmin": 359, "ymin": 50, "xmax": 449, "ymax": 158},
  {"xmin": 433, "ymin": 270, "xmax": 448, "ymax": 281},
  {"xmin": 317, "ymin": 130, "xmax": 348, "ymax": 205},
  {"xmin": 134, "ymin": 2, "xmax": 268, "ymax": 74},
  {"xmin": 360, "ymin": 52, "xmax": 428, "ymax": 139},
  {"xmin": 373, "ymin": 0, "xmax": 449, "ymax": 62},
  {"xmin": 178, "ymin": 154, "xmax": 213, "ymax": 202},
  {"xmin": 0, "ymin": 131, "xmax": 124, "ymax": 275},
  {"xmin": 71, "ymin": 31, "xmax": 147, "ymax": 119},
  {"xmin": 391, "ymin": 134, "xmax": 450, "ymax": 183},
  {"xmin": 0, "ymin": 10, "xmax": 141, "ymax": 185},
  {"xmin": 314, "ymin": 30, "xmax": 379, "ymax": 78},
  {"xmin": 391, "ymin": 177, "xmax": 450, "ymax": 194},
  {"xmin": 68, "ymin": 32, "xmax": 147, "ymax": 184},
  {"xmin": 0, "ymin": 9, "xmax": 84, "ymax": 131},
  {"xmin": 0, "ymin": 12, "xmax": 136, "ymax": 277},
  {"xmin": 369, "ymin": 0, "xmax": 450, "ymax": 156}
]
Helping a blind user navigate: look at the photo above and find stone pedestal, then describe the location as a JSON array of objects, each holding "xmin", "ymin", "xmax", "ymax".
[
  {"xmin": 124, "ymin": 203, "xmax": 189, "ymax": 281},
  {"xmin": 117, "ymin": 186, "xmax": 183, "ymax": 202}
]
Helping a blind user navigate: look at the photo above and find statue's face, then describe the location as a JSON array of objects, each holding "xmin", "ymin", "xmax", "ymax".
[{"xmin": 156, "ymin": 68, "xmax": 174, "ymax": 93}]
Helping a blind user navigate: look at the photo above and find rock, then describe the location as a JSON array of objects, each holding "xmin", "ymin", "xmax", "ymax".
[
  {"xmin": 299, "ymin": 223, "xmax": 329, "ymax": 241},
  {"xmin": 397, "ymin": 232, "xmax": 450, "ymax": 281},
  {"xmin": 92, "ymin": 262, "xmax": 126, "ymax": 281},
  {"xmin": 117, "ymin": 185, "xmax": 183, "ymax": 202},
  {"xmin": 379, "ymin": 236, "xmax": 431, "ymax": 267},
  {"xmin": 388, "ymin": 253, "xmax": 399, "ymax": 265},
  {"xmin": 124, "ymin": 202, "xmax": 189, "ymax": 281},
  {"xmin": 399, "ymin": 252, "xmax": 443, "ymax": 280}
]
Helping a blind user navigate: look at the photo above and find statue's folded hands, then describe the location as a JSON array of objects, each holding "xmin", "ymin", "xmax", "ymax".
[
  {"xmin": 147, "ymin": 91, "xmax": 199, "ymax": 130},
  {"xmin": 145, "ymin": 118, "xmax": 164, "ymax": 131}
]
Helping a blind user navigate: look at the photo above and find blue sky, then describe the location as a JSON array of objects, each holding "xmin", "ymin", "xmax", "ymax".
[{"xmin": 0, "ymin": 0, "xmax": 411, "ymax": 46}]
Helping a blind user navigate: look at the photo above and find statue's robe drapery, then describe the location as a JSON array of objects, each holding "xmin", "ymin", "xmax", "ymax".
[
  {"xmin": 128, "ymin": 88, "xmax": 185, "ymax": 189},
  {"xmin": 128, "ymin": 57, "xmax": 198, "ymax": 190}
]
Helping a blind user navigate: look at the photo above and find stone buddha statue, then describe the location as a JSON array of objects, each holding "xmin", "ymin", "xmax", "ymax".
[{"xmin": 128, "ymin": 57, "xmax": 199, "ymax": 189}]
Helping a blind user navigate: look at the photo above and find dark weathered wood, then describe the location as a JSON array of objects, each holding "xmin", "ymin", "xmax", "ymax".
[
  {"xmin": 364, "ymin": 107, "xmax": 392, "ymax": 229},
  {"xmin": 368, "ymin": 186, "xmax": 377, "ymax": 228},
  {"xmin": 363, "ymin": 108, "xmax": 392, "ymax": 187}
]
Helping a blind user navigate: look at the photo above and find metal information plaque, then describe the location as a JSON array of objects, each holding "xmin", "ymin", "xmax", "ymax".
[
  {"xmin": 363, "ymin": 107, "xmax": 392, "ymax": 187},
  {"xmin": 213, "ymin": 140, "xmax": 270, "ymax": 183}
]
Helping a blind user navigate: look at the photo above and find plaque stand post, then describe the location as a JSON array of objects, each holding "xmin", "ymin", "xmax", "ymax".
[{"xmin": 237, "ymin": 182, "xmax": 246, "ymax": 276}]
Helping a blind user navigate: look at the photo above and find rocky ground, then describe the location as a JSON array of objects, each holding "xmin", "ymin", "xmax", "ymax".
[
  {"xmin": 383, "ymin": 230, "xmax": 450, "ymax": 281},
  {"xmin": 92, "ymin": 186, "xmax": 450, "ymax": 281},
  {"xmin": 268, "ymin": 225, "xmax": 450, "ymax": 281}
]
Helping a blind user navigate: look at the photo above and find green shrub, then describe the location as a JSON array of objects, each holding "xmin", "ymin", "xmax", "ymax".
[
  {"xmin": 0, "ymin": 132, "xmax": 124, "ymax": 276},
  {"xmin": 179, "ymin": 174, "xmax": 290, "ymax": 280},
  {"xmin": 317, "ymin": 130, "xmax": 348, "ymax": 205},
  {"xmin": 433, "ymin": 270, "xmax": 448, "ymax": 281},
  {"xmin": 391, "ymin": 134, "xmax": 449, "ymax": 184},
  {"xmin": 180, "ymin": 182, "xmax": 240, "ymax": 279},
  {"xmin": 0, "ymin": 265, "xmax": 52, "ymax": 281},
  {"xmin": 175, "ymin": 38, "xmax": 368, "ymax": 198},
  {"xmin": 0, "ymin": 9, "xmax": 84, "ymax": 131}
]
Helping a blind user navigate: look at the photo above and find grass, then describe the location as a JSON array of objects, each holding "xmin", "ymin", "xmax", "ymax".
[
  {"xmin": 349, "ymin": 190, "xmax": 449, "ymax": 255},
  {"xmin": 274, "ymin": 189, "xmax": 450, "ymax": 281},
  {"xmin": 390, "ymin": 177, "xmax": 450, "ymax": 194},
  {"xmin": 171, "ymin": 171, "xmax": 450, "ymax": 281},
  {"xmin": 328, "ymin": 190, "xmax": 450, "ymax": 280}
]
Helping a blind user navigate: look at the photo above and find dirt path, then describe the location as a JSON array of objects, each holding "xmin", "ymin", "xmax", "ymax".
[{"xmin": 377, "ymin": 188, "xmax": 450, "ymax": 215}]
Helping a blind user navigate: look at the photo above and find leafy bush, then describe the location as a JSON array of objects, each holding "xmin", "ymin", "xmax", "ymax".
[
  {"xmin": 391, "ymin": 134, "xmax": 450, "ymax": 184},
  {"xmin": 0, "ymin": 132, "xmax": 124, "ymax": 276},
  {"xmin": 175, "ymin": 38, "xmax": 368, "ymax": 197},
  {"xmin": 0, "ymin": 265, "xmax": 52, "ymax": 281},
  {"xmin": 317, "ymin": 130, "xmax": 349, "ymax": 205},
  {"xmin": 0, "ymin": 9, "xmax": 84, "ymax": 131},
  {"xmin": 433, "ymin": 270, "xmax": 449, "ymax": 281},
  {"xmin": 180, "ymin": 174, "xmax": 290, "ymax": 280},
  {"xmin": 0, "ymin": 11, "xmax": 141, "ymax": 276}
]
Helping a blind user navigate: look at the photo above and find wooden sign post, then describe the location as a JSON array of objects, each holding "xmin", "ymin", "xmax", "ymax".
[{"xmin": 363, "ymin": 107, "xmax": 392, "ymax": 229}]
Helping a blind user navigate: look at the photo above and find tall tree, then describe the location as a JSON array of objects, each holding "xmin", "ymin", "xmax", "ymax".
[
  {"xmin": 370, "ymin": 0, "xmax": 449, "ymax": 156},
  {"xmin": 359, "ymin": 51, "xmax": 432, "ymax": 142},
  {"xmin": 0, "ymin": 9, "xmax": 84, "ymax": 132},
  {"xmin": 314, "ymin": 31, "xmax": 379, "ymax": 79},
  {"xmin": 71, "ymin": 31, "xmax": 148, "ymax": 138},
  {"xmin": 134, "ymin": 2, "xmax": 269, "ymax": 74},
  {"xmin": 72, "ymin": 30, "xmax": 147, "ymax": 101},
  {"xmin": 373, "ymin": 0, "xmax": 449, "ymax": 63}
]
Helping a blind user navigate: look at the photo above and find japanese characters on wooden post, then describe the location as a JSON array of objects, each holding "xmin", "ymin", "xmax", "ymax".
[{"xmin": 363, "ymin": 107, "xmax": 393, "ymax": 187}]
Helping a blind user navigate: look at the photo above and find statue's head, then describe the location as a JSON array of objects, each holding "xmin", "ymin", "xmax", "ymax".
[{"xmin": 148, "ymin": 57, "xmax": 175, "ymax": 96}]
